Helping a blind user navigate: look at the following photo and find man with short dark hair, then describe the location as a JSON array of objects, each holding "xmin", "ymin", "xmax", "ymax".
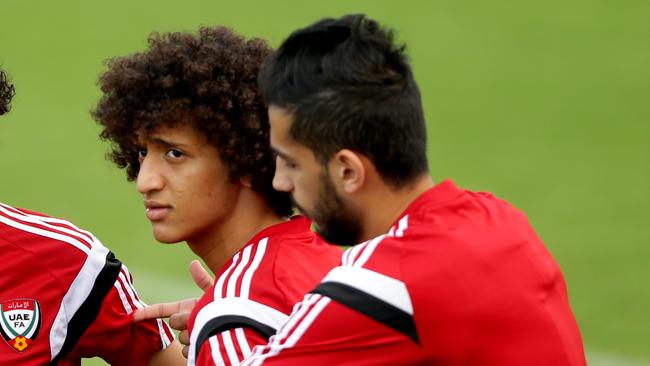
[
  {"xmin": 0, "ymin": 69, "xmax": 183, "ymax": 365},
  {"xmin": 243, "ymin": 14, "xmax": 587, "ymax": 365}
]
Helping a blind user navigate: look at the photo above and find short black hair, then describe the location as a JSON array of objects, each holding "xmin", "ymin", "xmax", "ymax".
[
  {"xmin": 259, "ymin": 14, "xmax": 429, "ymax": 188},
  {"xmin": 93, "ymin": 27, "xmax": 292, "ymax": 217},
  {"xmin": 0, "ymin": 69, "xmax": 15, "ymax": 116}
]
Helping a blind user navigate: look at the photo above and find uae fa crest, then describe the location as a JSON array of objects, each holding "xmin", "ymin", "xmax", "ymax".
[{"xmin": 0, "ymin": 299, "xmax": 42, "ymax": 352}]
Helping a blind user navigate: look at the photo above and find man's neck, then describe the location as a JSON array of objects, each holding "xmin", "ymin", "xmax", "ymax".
[
  {"xmin": 359, "ymin": 174, "xmax": 434, "ymax": 242},
  {"xmin": 186, "ymin": 192, "xmax": 285, "ymax": 274}
]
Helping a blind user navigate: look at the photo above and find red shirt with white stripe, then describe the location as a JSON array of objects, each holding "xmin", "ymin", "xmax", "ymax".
[
  {"xmin": 187, "ymin": 216, "xmax": 342, "ymax": 366},
  {"xmin": 0, "ymin": 202, "xmax": 174, "ymax": 365},
  {"xmin": 243, "ymin": 180, "xmax": 587, "ymax": 366}
]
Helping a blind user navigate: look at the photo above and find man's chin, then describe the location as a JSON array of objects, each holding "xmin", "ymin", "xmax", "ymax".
[{"xmin": 152, "ymin": 229, "xmax": 183, "ymax": 244}]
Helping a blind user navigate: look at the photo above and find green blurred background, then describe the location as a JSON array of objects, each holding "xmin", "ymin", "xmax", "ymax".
[{"xmin": 1, "ymin": 0, "xmax": 648, "ymax": 365}]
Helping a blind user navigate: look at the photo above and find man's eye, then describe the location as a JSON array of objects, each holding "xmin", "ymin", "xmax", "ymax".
[
  {"xmin": 137, "ymin": 149, "xmax": 147, "ymax": 161},
  {"xmin": 166, "ymin": 149, "xmax": 183, "ymax": 159},
  {"xmin": 283, "ymin": 160, "xmax": 298, "ymax": 170},
  {"xmin": 277, "ymin": 155, "xmax": 296, "ymax": 169}
]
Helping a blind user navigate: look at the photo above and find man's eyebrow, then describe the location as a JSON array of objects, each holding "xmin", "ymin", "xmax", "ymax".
[
  {"xmin": 271, "ymin": 147, "xmax": 292, "ymax": 161},
  {"xmin": 147, "ymin": 137, "xmax": 191, "ymax": 149}
]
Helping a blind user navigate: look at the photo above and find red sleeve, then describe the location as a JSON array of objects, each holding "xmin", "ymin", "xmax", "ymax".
[
  {"xmin": 197, "ymin": 327, "xmax": 266, "ymax": 366},
  {"xmin": 243, "ymin": 294, "xmax": 424, "ymax": 366},
  {"xmin": 66, "ymin": 270, "xmax": 174, "ymax": 365}
]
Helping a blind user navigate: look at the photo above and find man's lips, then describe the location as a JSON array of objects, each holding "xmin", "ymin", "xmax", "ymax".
[{"xmin": 144, "ymin": 201, "xmax": 171, "ymax": 221}]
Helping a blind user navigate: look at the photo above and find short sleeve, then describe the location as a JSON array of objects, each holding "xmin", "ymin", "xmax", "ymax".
[{"xmin": 65, "ymin": 265, "xmax": 174, "ymax": 365}]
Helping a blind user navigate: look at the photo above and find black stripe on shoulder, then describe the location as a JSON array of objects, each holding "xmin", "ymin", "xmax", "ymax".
[
  {"xmin": 49, "ymin": 251, "xmax": 122, "ymax": 366},
  {"xmin": 194, "ymin": 315, "xmax": 276, "ymax": 361},
  {"xmin": 312, "ymin": 281, "xmax": 420, "ymax": 345}
]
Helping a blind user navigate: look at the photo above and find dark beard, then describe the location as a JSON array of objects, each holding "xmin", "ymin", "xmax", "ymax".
[{"xmin": 308, "ymin": 170, "xmax": 363, "ymax": 246}]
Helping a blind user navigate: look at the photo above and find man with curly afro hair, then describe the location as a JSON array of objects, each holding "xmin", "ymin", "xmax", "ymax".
[
  {"xmin": 1, "ymin": 70, "xmax": 184, "ymax": 365},
  {"xmin": 93, "ymin": 27, "xmax": 342, "ymax": 365}
]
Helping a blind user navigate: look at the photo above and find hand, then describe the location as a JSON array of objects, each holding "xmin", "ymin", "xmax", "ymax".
[{"xmin": 134, "ymin": 260, "xmax": 214, "ymax": 358}]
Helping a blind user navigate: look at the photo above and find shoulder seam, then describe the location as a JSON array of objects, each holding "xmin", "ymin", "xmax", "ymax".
[{"xmin": 0, "ymin": 204, "xmax": 95, "ymax": 253}]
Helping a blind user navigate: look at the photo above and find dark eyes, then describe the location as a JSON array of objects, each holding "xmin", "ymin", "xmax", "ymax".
[
  {"xmin": 136, "ymin": 148, "xmax": 183, "ymax": 162},
  {"xmin": 276, "ymin": 155, "xmax": 297, "ymax": 170},
  {"xmin": 166, "ymin": 149, "xmax": 183, "ymax": 159},
  {"xmin": 137, "ymin": 149, "xmax": 147, "ymax": 162}
]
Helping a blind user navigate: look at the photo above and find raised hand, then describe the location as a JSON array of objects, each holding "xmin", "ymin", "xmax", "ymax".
[{"xmin": 134, "ymin": 260, "xmax": 214, "ymax": 358}]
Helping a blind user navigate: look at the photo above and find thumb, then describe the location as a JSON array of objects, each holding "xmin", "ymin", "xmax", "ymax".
[{"xmin": 189, "ymin": 260, "xmax": 214, "ymax": 292}]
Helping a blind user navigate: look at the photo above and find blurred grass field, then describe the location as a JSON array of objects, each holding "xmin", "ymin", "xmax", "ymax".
[{"xmin": 1, "ymin": 0, "xmax": 648, "ymax": 365}]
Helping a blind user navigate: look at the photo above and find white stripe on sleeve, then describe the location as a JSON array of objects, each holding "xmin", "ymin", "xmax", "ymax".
[
  {"xmin": 121, "ymin": 265, "xmax": 148, "ymax": 307},
  {"xmin": 0, "ymin": 212, "xmax": 90, "ymax": 254},
  {"xmin": 222, "ymin": 329, "xmax": 240, "ymax": 365},
  {"xmin": 281, "ymin": 296, "xmax": 330, "ymax": 349},
  {"xmin": 268, "ymin": 294, "xmax": 320, "ymax": 348},
  {"xmin": 2, "ymin": 203, "xmax": 95, "ymax": 238},
  {"xmin": 49, "ymin": 241, "xmax": 110, "ymax": 360},
  {"xmin": 353, "ymin": 235, "xmax": 386, "ymax": 268},
  {"xmin": 235, "ymin": 327, "xmax": 252, "ymax": 359},
  {"xmin": 239, "ymin": 238, "xmax": 268, "ymax": 299},
  {"xmin": 209, "ymin": 336, "xmax": 226, "ymax": 366},
  {"xmin": 113, "ymin": 279, "xmax": 133, "ymax": 314},
  {"xmin": 321, "ymin": 265, "xmax": 414, "ymax": 315},
  {"xmin": 226, "ymin": 245, "xmax": 252, "ymax": 298},
  {"xmin": 157, "ymin": 319, "xmax": 171, "ymax": 348},
  {"xmin": 214, "ymin": 252, "xmax": 241, "ymax": 298},
  {"xmin": 344, "ymin": 241, "xmax": 368, "ymax": 267},
  {"xmin": 0, "ymin": 205, "xmax": 94, "ymax": 251},
  {"xmin": 118, "ymin": 271, "xmax": 143, "ymax": 310},
  {"xmin": 245, "ymin": 295, "xmax": 331, "ymax": 365},
  {"xmin": 189, "ymin": 298, "xmax": 288, "ymax": 366},
  {"xmin": 394, "ymin": 215, "xmax": 409, "ymax": 237}
]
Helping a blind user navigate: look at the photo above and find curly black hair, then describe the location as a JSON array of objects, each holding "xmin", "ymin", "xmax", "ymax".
[
  {"xmin": 93, "ymin": 27, "xmax": 292, "ymax": 216},
  {"xmin": 0, "ymin": 69, "xmax": 15, "ymax": 116}
]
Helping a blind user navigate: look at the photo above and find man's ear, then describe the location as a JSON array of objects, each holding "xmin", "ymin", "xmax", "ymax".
[{"xmin": 329, "ymin": 149, "xmax": 366, "ymax": 194}]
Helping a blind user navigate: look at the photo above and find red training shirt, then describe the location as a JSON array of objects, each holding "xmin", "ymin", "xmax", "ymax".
[
  {"xmin": 0, "ymin": 202, "xmax": 174, "ymax": 365},
  {"xmin": 244, "ymin": 180, "xmax": 586, "ymax": 366},
  {"xmin": 187, "ymin": 216, "xmax": 342, "ymax": 366}
]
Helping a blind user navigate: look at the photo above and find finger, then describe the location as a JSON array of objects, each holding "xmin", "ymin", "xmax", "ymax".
[
  {"xmin": 169, "ymin": 312, "xmax": 191, "ymax": 331},
  {"xmin": 182, "ymin": 345, "xmax": 188, "ymax": 359},
  {"xmin": 189, "ymin": 260, "xmax": 214, "ymax": 291},
  {"xmin": 133, "ymin": 298, "xmax": 197, "ymax": 322},
  {"xmin": 179, "ymin": 330, "xmax": 189, "ymax": 346},
  {"xmin": 133, "ymin": 302, "xmax": 184, "ymax": 322}
]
